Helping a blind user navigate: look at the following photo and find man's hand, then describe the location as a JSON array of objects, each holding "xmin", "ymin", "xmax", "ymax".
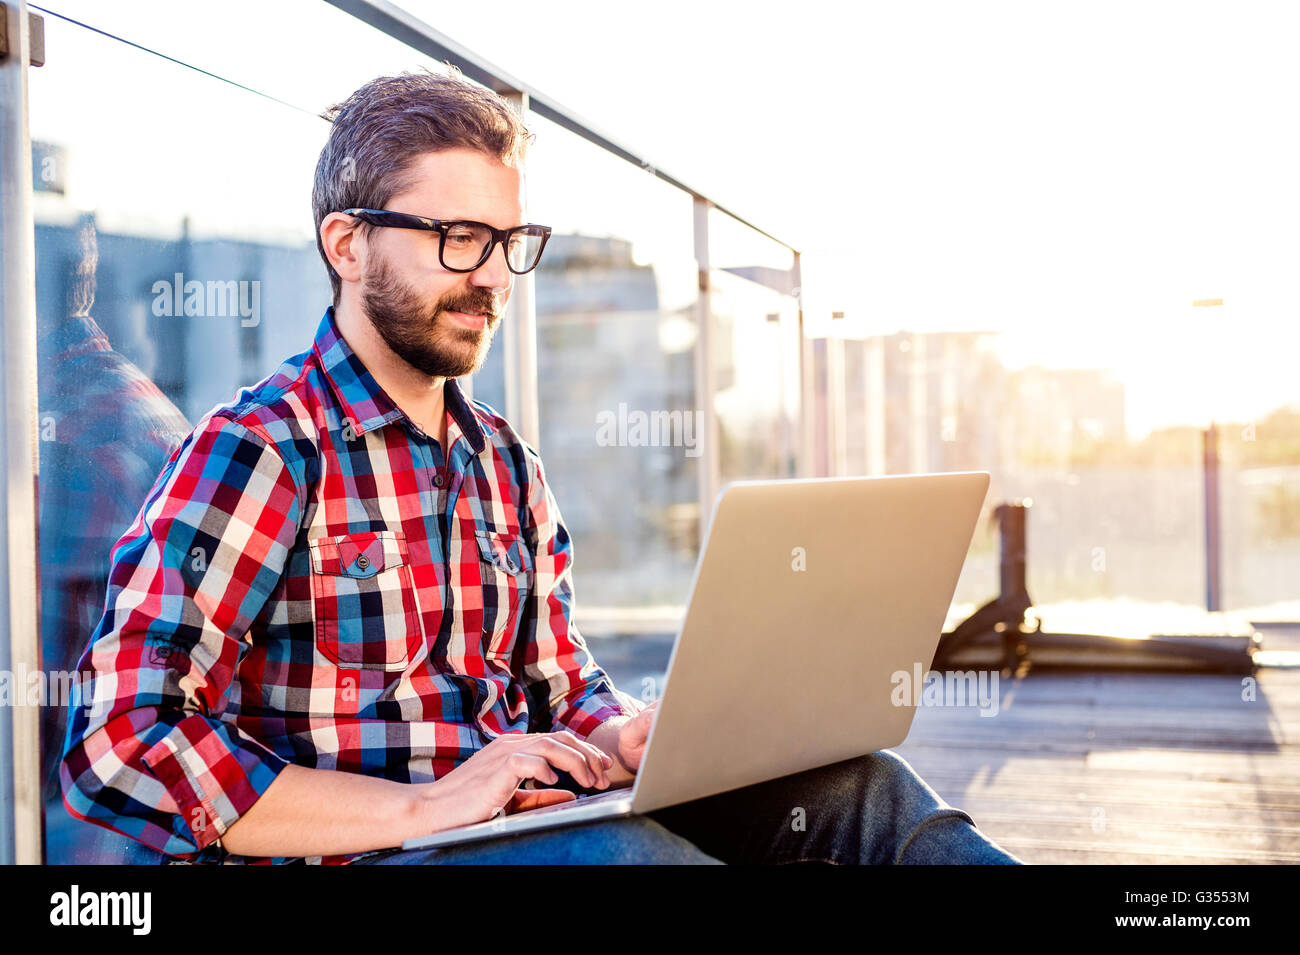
[
  {"xmin": 583, "ymin": 701, "xmax": 661, "ymax": 787},
  {"xmin": 616, "ymin": 700, "xmax": 658, "ymax": 773},
  {"xmin": 418, "ymin": 730, "xmax": 613, "ymax": 833},
  {"xmin": 220, "ymin": 732, "xmax": 613, "ymax": 858}
]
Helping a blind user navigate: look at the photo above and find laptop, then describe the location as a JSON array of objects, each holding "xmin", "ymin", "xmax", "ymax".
[{"xmin": 402, "ymin": 470, "xmax": 991, "ymax": 851}]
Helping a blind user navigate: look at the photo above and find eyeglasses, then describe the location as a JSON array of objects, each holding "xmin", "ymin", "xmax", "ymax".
[{"xmin": 342, "ymin": 208, "xmax": 552, "ymax": 275}]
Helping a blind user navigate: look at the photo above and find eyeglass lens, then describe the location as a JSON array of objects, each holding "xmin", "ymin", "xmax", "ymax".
[{"xmin": 443, "ymin": 222, "xmax": 546, "ymax": 272}]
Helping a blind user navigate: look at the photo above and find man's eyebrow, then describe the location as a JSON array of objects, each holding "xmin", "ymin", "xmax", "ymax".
[
  {"xmin": 444, "ymin": 217, "xmax": 531, "ymax": 230},
  {"xmin": 444, "ymin": 215, "xmax": 524, "ymax": 225},
  {"xmin": 398, "ymin": 207, "xmax": 527, "ymax": 229}
]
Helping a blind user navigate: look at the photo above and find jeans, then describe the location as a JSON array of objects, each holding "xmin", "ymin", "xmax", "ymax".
[{"xmin": 353, "ymin": 749, "xmax": 1023, "ymax": 865}]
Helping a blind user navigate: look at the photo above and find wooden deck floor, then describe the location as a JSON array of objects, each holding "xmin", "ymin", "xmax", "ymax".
[
  {"xmin": 892, "ymin": 665, "xmax": 1300, "ymax": 864},
  {"xmin": 595, "ymin": 626, "xmax": 1300, "ymax": 865}
]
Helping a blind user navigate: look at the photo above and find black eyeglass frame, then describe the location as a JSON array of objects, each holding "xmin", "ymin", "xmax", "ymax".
[{"xmin": 342, "ymin": 208, "xmax": 553, "ymax": 275}]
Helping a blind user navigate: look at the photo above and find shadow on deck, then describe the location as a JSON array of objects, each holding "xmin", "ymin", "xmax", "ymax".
[{"xmin": 594, "ymin": 626, "xmax": 1300, "ymax": 864}]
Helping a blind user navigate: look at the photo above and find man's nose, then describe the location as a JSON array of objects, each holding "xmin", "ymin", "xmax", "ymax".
[{"xmin": 471, "ymin": 238, "xmax": 513, "ymax": 294}]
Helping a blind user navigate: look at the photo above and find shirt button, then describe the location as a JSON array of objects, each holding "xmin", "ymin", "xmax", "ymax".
[
  {"xmin": 433, "ymin": 473, "xmax": 444, "ymax": 488},
  {"xmin": 356, "ymin": 555, "xmax": 370, "ymax": 569}
]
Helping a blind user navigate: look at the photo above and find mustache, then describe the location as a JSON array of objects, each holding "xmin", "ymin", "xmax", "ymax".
[{"xmin": 439, "ymin": 296, "xmax": 499, "ymax": 320}]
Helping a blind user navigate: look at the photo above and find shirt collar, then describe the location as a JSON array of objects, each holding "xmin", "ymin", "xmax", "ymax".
[{"xmin": 312, "ymin": 305, "xmax": 487, "ymax": 456}]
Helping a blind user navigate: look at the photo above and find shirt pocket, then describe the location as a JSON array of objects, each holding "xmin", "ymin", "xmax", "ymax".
[
  {"xmin": 307, "ymin": 530, "xmax": 423, "ymax": 671},
  {"xmin": 475, "ymin": 528, "xmax": 531, "ymax": 664}
]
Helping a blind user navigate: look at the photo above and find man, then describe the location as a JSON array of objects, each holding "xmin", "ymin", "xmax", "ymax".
[{"xmin": 62, "ymin": 67, "xmax": 1021, "ymax": 865}]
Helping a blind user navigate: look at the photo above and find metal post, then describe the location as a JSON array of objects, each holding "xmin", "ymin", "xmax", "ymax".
[
  {"xmin": 0, "ymin": 0, "xmax": 44, "ymax": 866},
  {"xmin": 767, "ymin": 310, "xmax": 791, "ymax": 476},
  {"xmin": 866, "ymin": 336, "xmax": 886, "ymax": 475},
  {"xmin": 693, "ymin": 198, "xmax": 719, "ymax": 531},
  {"xmin": 1192, "ymin": 297, "xmax": 1225, "ymax": 613},
  {"xmin": 793, "ymin": 252, "xmax": 813, "ymax": 479},
  {"xmin": 997, "ymin": 501, "xmax": 1030, "ymax": 600},
  {"xmin": 827, "ymin": 328, "xmax": 846, "ymax": 476},
  {"xmin": 1204, "ymin": 422, "xmax": 1222, "ymax": 611},
  {"xmin": 809, "ymin": 339, "xmax": 828, "ymax": 475},
  {"xmin": 908, "ymin": 332, "xmax": 928, "ymax": 474},
  {"xmin": 500, "ymin": 90, "xmax": 539, "ymax": 450}
]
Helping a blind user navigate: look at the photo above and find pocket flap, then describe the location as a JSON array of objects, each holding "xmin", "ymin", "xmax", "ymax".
[
  {"xmin": 309, "ymin": 530, "xmax": 407, "ymax": 578},
  {"xmin": 475, "ymin": 530, "xmax": 524, "ymax": 576}
]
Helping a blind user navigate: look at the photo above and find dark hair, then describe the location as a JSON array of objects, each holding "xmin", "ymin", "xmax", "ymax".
[
  {"xmin": 312, "ymin": 64, "xmax": 534, "ymax": 304},
  {"xmin": 67, "ymin": 215, "xmax": 97, "ymax": 317}
]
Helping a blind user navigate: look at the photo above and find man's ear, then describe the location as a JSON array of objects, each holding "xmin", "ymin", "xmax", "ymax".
[{"xmin": 321, "ymin": 212, "xmax": 365, "ymax": 285}]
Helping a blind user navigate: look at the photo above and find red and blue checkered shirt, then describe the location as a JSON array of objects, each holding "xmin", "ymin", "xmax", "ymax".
[{"xmin": 61, "ymin": 305, "xmax": 644, "ymax": 864}]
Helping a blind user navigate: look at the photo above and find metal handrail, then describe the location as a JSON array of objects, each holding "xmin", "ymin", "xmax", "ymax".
[
  {"xmin": 322, "ymin": 0, "xmax": 800, "ymax": 256},
  {"xmin": 1, "ymin": 1, "xmax": 813, "ymax": 865},
  {"xmin": 0, "ymin": 0, "xmax": 45, "ymax": 866}
]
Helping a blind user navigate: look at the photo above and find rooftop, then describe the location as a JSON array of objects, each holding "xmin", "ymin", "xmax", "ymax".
[{"xmin": 596, "ymin": 624, "xmax": 1300, "ymax": 864}]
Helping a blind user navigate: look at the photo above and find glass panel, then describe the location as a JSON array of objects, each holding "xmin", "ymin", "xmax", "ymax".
[
  {"xmin": 808, "ymin": 337, "xmax": 832, "ymax": 478},
  {"xmin": 707, "ymin": 208, "xmax": 798, "ymax": 482},
  {"xmin": 29, "ymin": 0, "xmax": 471, "ymax": 863},
  {"xmin": 820, "ymin": 325, "xmax": 1208, "ymax": 613},
  {"xmin": 1220, "ymin": 416, "xmax": 1300, "ymax": 616},
  {"xmin": 833, "ymin": 325, "xmax": 1219, "ymax": 620},
  {"xmin": 840, "ymin": 336, "xmax": 869, "ymax": 476},
  {"xmin": 526, "ymin": 113, "xmax": 701, "ymax": 619}
]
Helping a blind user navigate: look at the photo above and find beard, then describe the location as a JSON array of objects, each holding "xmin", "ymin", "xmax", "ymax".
[{"xmin": 359, "ymin": 255, "xmax": 501, "ymax": 379}]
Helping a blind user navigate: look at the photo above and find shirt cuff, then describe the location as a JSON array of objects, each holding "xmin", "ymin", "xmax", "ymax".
[
  {"xmin": 138, "ymin": 712, "xmax": 290, "ymax": 853},
  {"xmin": 554, "ymin": 683, "xmax": 646, "ymax": 738}
]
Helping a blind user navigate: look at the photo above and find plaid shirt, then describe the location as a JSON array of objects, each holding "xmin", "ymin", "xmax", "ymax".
[{"xmin": 61, "ymin": 305, "xmax": 643, "ymax": 865}]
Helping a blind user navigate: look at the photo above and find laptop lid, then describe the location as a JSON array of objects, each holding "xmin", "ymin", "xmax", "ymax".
[{"xmin": 629, "ymin": 471, "xmax": 990, "ymax": 814}]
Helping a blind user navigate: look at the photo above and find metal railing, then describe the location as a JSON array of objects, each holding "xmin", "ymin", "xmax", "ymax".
[
  {"xmin": 0, "ymin": 0, "xmax": 809, "ymax": 863},
  {"xmin": 323, "ymin": 0, "xmax": 806, "ymax": 523},
  {"xmin": 1, "ymin": 0, "xmax": 45, "ymax": 867}
]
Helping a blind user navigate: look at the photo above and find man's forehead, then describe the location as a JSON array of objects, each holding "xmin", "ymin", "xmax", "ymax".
[{"xmin": 395, "ymin": 148, "xmax": 525, "ymax": 220}]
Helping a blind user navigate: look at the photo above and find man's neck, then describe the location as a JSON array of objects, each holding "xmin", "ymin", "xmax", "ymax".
[{"xmin": 333, "ymin": 297, "xmax": 449, "ymax": 449}]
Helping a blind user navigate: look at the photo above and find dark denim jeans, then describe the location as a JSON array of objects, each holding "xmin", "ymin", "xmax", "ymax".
[{"xmin": 354, "ymin": 749, "xmax": 1023, "ymax": 865}]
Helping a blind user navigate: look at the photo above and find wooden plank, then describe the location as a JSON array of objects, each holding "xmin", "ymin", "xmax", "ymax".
[
  {"xmin": 989, "ymin": 837, "xmax": 1300, "ymax": 864},
  {"xmin": 889, "ymin": 667, "xmax": 1300, "ymax": 863},
  {"xmin": 901, "ymin": 763, "xmax": 1300, "ymax": 805}
]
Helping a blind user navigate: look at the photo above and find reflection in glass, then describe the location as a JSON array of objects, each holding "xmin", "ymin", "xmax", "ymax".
[
  {"xmin": 36, "ymin": 218, "xmax": 192, "ymax": 863},
  {"xmin": 29, "ymin": 3, "xmax": 359, "ymax": 861}
]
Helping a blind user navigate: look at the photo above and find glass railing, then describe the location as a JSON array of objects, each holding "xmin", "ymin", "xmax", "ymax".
[
  {"xmin": 16, "ymin": 0, "xmax": 1288, "ymax": 870},
  {"xmin": 1219, "ymin": 417, "xmax": 1300, "ymax": 616},
  {"xmin": 525, "ymin": 112, "xmax": 701, "ymax": 616},
  {"xmin": 824, "ymin": 327, "xmax": 1283, "ymax": 626},
  {"xmin": 706, "ymin": 207, "xmax": 799, "ymax": 484},
  {"xmin": 27, "ymin": 0, "xmax": 490, "ymax": 863},
  {"xmin": 24, "ymin": 0, "xmax": 811, "ymax": 862}
]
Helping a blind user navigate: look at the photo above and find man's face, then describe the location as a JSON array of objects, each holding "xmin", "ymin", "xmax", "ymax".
[{"xmin": 359, "ymin": 148, "xmax": 524, "ymax": 378}]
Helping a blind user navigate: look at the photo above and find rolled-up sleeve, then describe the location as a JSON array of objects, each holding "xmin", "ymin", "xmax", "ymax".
[
  {"xmin": 60, "ymin": 411, "xmax": 301, "ymax": 860},
  {"xmin": 516, "ymin": 453, "xmax": 645, "ymax": 738}
]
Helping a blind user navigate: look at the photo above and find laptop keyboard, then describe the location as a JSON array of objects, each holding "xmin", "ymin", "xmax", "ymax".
[{"xmin": 503, "ymin": 787, "xmax": 631, "ymax": 820}]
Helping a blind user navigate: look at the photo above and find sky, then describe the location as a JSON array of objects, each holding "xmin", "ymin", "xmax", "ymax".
[{"xmin": 24, "ymin": 0, "xmax": 1300, "ymax": 437}]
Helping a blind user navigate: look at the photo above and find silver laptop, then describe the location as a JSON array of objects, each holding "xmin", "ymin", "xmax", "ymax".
[{"xmin": 402, "ymin": 471, "xmax": 990, "ymax": 851}]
